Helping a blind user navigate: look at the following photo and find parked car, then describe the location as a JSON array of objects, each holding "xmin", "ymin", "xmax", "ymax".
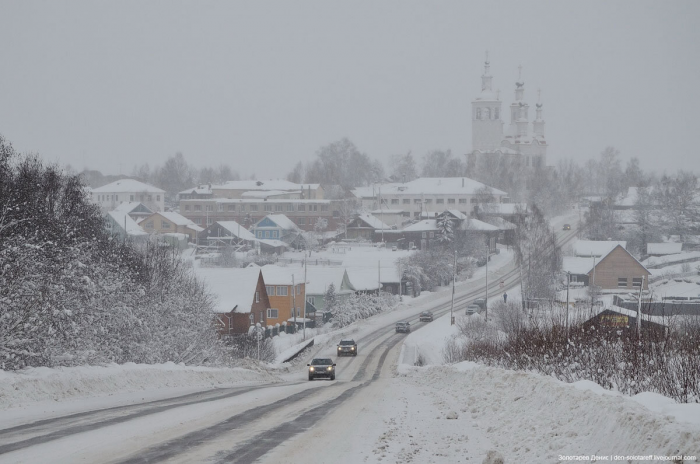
[
  {"xmin": 307, "ymin": 358, "xmax": 336, "ymax": 381},
  {"xmin": 466, "ymin": 304, "xmax": 480, "ymax": 315},
  {"xmin": 337, "ymin": 339, "xmax": 357, "ymax": 356},
  {"xmin": 419, "ymin": 311, "xmax": 434, "ymax": 322},
  {"xmin": 473, "ymin": 298, "xmax": 486, "ymax": 310},
  {"xmin": 395, "ymin": 321, "xmax": 411, "ymax": 333},
  {"xmin": 563, "ymin": 223, "xmax": 571, "ymax": 231}
]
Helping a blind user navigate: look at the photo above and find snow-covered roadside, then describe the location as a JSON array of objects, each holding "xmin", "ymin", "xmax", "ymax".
[
  {"xmin": 394, "ymin": 312, "xmax": 700, "ymax": 462},
  {"xmin": 0, "ymin": 362, "xmax": 280, "ymax": 427}
]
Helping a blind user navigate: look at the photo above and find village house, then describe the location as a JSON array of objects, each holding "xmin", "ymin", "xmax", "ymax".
[
  {"xmin": 260, "ymin": 265, "xmax": 307, "ymax": 328},
  {"xmin": 194, "ymin": 267, "xmax": 270, "ymax": 335},
  {"xmin": 111, "ymin": 201, "xmax": 154, "ymax": 223},
  {"xmin": 91, "ymin": 179, "xmax": 165, "ymax": 213},
  {"xmin": 141, "ymin": 211, "xmax": 204, "ymax": 241},
  {"xmin": 104, "ymin": 210, "xmax": 148, "ymax": 241},
  {"xmin": 251, "ymin": 214, "xmax": 305, "ymax": 249},
  {"xmin": 346, "ymin": 213, "xmax": 390, "ymax": 241},
  {"xmin": 563, "ymin": 243, "xmax": 651, "ymax": 290},
  {"xmin": 198, "ymin": 220, "xmax": 258, "ymax": 250}
]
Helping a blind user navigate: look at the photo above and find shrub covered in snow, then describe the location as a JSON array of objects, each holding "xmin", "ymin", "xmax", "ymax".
[
  {"xmin": 0, "ymin": 137, "xmax": 232, "ymax": 370},
  {"xmin": 327, "ymin": 291, "xmax": 398, "ymax": 328}
]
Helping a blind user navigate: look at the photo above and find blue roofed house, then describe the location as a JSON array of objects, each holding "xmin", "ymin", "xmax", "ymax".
[{"xmin": 251, "ymin": 214, "xmax": 305, "ymax": 249}]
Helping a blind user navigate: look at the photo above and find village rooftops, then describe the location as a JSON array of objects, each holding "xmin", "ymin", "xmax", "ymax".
[
  {"xmin": 351, "ymin": 177, "xmax": 506, "ymax": 198},
  {"xmin": 180, "ymin": 198, "xmax": 331, "ymax": 204},
  {"xmin": 647, "ymin": 243, "xmax": 683, "ymax": 256},
  {"xmin": 159, "ymin": 212, "xmax": 204, "ymax": 231},
  {"xmin": 213, "ymin": 221, "xmax": 257, "ymax": 241},
  {"xmin": 178, "ymin": 186, "xmax": 213, "ymax": 195},
  {"xmin": 256, "ymin": 214, "xmax": 300, "ymax": 231},
  {"xmin": 212, "ymin": 180, "xmax": 319, "ymax": 191},
  {"xmin": 106, "ymin": 211, "xmax": 148, "ymax": 236},
  {"xmin": 562, "ymin": 256, "xmax": 598, "ymax": 275},
  {"xmin": 240, "ymin": 190, "xmax": 300, "ymax": 199},
  {"xmin": 573, "ymin": 240, "xmax": 627, "ymax": 257},
  {"xmin": 402, "ymin": 220, "xmax": 439, "ymax": 232},
  {"xmin": 460, "ymin": 218, "xmax": 500, "ymax": 231},
  {"xmin": 112, "ymin": 202, "xmax": 153, "ymax": 215},
  {"xmin": 92, "ymin": 179, "xmax": 165, "ymax": 194},
  {"xmin": 194, "ymin": 267, "xmax": 262, "ymax": 314},
  {"xmin": 353, "ymin": 213, "xmax": 391, "ymax": 230},
  {"xmin": 260, "ymin": 265, "xmax": 306, "ymax": 286}
]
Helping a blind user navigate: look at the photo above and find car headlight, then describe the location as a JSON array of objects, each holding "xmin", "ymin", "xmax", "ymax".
[
  {"xmin": 350, "ymin": 347, "xmax": 355, "ymax": 350},
  {"xmin": 327, "ymin": 366, "xmax": 332, "ymax": 371},
  {"xmin": 338, "ymin": 347, "xmax": 341, "ymax": 350},
  {"xmin": 309, "ymin": 367, "xmax": 315, "ymax": 371}
]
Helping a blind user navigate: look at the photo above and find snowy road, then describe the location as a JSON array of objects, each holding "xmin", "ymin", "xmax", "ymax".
[{"xmin": 0, "ymin": 225, "xmax": 585, "ymax": 463}]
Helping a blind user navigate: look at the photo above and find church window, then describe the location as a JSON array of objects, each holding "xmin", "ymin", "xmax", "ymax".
[
  {"xmin": 476, "ymin": 108, "xmax": 481, "ymax": 119},
  {"xmin": 484, "ymin": 108, "xmax": 490, "ymax": 119}
]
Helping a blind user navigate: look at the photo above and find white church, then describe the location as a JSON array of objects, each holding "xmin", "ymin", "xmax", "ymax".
[{"xmin": 467, "ymin": 54, "xmax": 548, "ymax": 169}]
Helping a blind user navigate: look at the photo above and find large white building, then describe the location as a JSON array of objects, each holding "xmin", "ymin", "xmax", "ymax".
[
  {"xmin": 468, "ymin": 54, "xmax": 548, "ymax": 169},
  {"xmin": 352, "ymin": 177, "xmax": 507, "ymax": 220},
  {"xmin": 91, "ymin": 179, "xmax": 165, "ymax": 213}
]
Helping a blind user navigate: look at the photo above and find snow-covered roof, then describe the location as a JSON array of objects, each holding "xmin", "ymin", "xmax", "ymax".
[
  {"xmin": 215, "ymin": 221, "xmax": 257, "ymax": 241},
  {"xmin": 479, "ymin": 203, "xmax": 528, "ymax": 215},
  {"xmin": 92, "ymin": 179, "xmax": 165, "ymax": 194},
  {"xmin": 159, "ymin": 212, "xmax": 205, "ymax": 231},
  {"xmin": 346, "ymin": 268, "xmax": 380, "ymax": 292},
  {"xmin": 461, "ymin": 218, "xmax": 499, "ymax": 232},
  {"xmin": 352, "ymin": 177, "xmax": 506, "ymax": 198},
  {"xmin": 482, "ymin": 216, "xmax": 517, "ymax": 230},
  {"xmin": 647, "ymin": 243, "xmax": 683, "ymax": 256},
  {"xmin": 562, "ymin": 256, "xmax": 597, "ymax": 275},
  {"xmin": 255, "ymin": 214, "xmax": 300, "ymax": 231},
  {"xmin": 304, "ymin": 267, "xmax": 351, "ymax": 295},
  {"xmin": 194, "ymin": 267, "xmax": 262, "ymax": 314},
  {"xmin": 112, "ymin": 202, "xmax": 152, "ymax": 214},
  {"xmin": 240, "ymin": 190, "xmax": 299, "ymax": 199},
  {"xmin": 178, "ymin": 186, "xmax": 212, "ymax": 195},
  {"xmin": 213, "ymin": 180, "xmax": 319, "ymax": 191},
  {"xmin": 260, "ymin": 265, "xmax": 306, "ymax": 286},
  {"xmin": 258, "ymin": 239, "xmax": 291, "ymax": 249},
  {"xmin": 445, "ymin": 210, "xmax": 468, "ymax": 220},
  {"xmin": 106, "ymin": 211, "xmax": 148, "ymax": 236},
  {"xmin": 402, "ymin": 220, "xmax": 438, "ymax": 232},
  {"xmin": 573, "ymin": 240, "xmax": 627, "ymax": 257},
  {"xmin": 371, "ymin": 209, "xmax": 404, "ymax": 215},
  {"xmin": 353, "ymin": 213, "xmax": 390, "ymax": 230}
]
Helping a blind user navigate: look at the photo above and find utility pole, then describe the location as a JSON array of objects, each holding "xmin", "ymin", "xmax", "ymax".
[
  {"xmin": 566, "ymin": 271, "xmax": 570, "ymax": 340},
  {"xmin": 303, "ymin": 260, "xmax": 307, "ymax": 340},
  {"xmin": 292, "ymin": 274, "xmax": 297, "ymax": 332},
  {"xmin": 485, "ymin": 246, "xmax": 489, "ymax": 322},
  {"xmin": 450, "ymin": 250, "xmax": 456, "ymax": 325},
  {"xmin": 378, "ymin": 260, "xmax": 381, "ymax": 293},
  {"xmin": 636, "ymin": 275, "xmax": 644, "ymax": 338}
]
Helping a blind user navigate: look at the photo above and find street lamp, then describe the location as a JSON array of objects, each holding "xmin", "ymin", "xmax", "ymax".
[{"xmin": 450, "ymin": 250, "xmax": 457, "ymax": 325}]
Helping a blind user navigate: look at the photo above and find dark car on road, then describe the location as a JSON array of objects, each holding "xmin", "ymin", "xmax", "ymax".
[
  {"xmin": 419, "ymin": 311, "xmax": 434, "ymax": 322},
  {"xmin": 337, "ymin": 339, "xmax": 357, "ymax": 356},
  {"xmin": 395, "ymin": 321, "xmax": 411, "ymax": 333},
  {"xmin": 307, "ymin": 358, "xmax": 336, "ymax": 381},
  {"xmin": 563, "ymin": 223, "xmax": 571, "ymax": 231}
]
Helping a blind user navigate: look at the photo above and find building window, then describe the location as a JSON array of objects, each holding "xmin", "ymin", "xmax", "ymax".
[
  {"xmin": 287, "ymin": 204, "xmax": 294, "ymax": 212},
  {"xmin": 296, "ymin": 284, "xmax": 301, "ymax": 295},
  {"xmin": 207, "ymin": 217, "xmax": 213, "ymax": 225},
  {"xmin": 321, "ymin": 205, "xmax": 328, "ymax": 211},
  {"xmin": 162, "ymin": 221, "xmax": 171, "ymax": 229},
  {"xmin": 277, "ymin": 286, "xmax": 288, "ymax": 296},
  {"xmin": 298, "ymin": 204, "xmax": 306, "ymax": 211},
  {"xmin": 436, "ymin": 199, "xmax": 444, "ymax": 204},
  {"xmin": 632, "ymin": 277, "xmax": 643, "ymax": 288},
  {"xmin": 263, "ymin": 204, "xmax": 272, "ymax": 212},
  {"xmin": 194, "ymin": 205, "xmax": 202, "ymax": 211},
  {"xmin": 267, "ymin": 308, "xmax": 279, "ymax": 318},
  {"xmin": 306, "ymin": 296, "xmax": 314, "ymax": 304},
  {"xmin": 185, "ymin": 205, "xmax": 190, "ymax": 211},
  {"xmin": 249, "ymin": 205, "xmax": 258, "ymax": 211},
  {"xmin": 206, "ymin": 205, "xmax": 213, "ymax": 212},
  {"xmin": 298, "ymin": 217, "xmax": 306, "ymax": 225},
  {"xmin": 391, "ymin": 199, "xmax": 399, "ymax": 204},
  {"xmin": 429, "ymin": 232, "xmax": 434, "ymax": 238},
  {"xmin": 273, "ymin": 230, "xmax": 278, "ymax": 238},
  {"xmin": 310, "ymin": 204, "xmax": 318, "ymax": 211},
  {"xmin": 459, "ymin": 198, "xmax": 467, "ymax": 204},
  {"xmin": 471, "ymin": 199, "xmax": 478, "ymax": 204},
  {"xmin": 618, "ymin": 277, "xmax": 628, "ymax": 288},
  {"xmin": 402, "ymin": 199, "xmax": 410, "ymax": 204},
  {"xmin": 424, "ymin": 199, "xmax": 432, "ymax": 204},
  {"xmin": 228, "ymin": 205, "xmax": 236, "ymax": 212},
  {"xmin": 570, "ymin": 275, "xmax": 579, "ymax": 283},
  {"xmin": 156, "ymin": 195, "xmax": 160, "ymax": 201},
  {"xmin": 448, "ymin": 199, "xmax": 456, "ymax": 204},
  {"xmin": 266, "ymin": 286, "xmax": 276, "ymax": 296},
  {"xmin": 422, "ymin": 232, "xmax": 427, "ymax": 238},
  {"xmin": 255, "ymin": 291, "xmax": 260, "ymax": 303},
  {"xmin": 275, "ymin": 204, "xmax": 283, "ymax": 212},
  {"xmin": 194, "ymin": 218, "xmax": 202, "ymax": 225},
  {"xmin": 265, "ymin": 231, "xmax": 270, "ymax": 238},
  {"xmin": 414, "ymin": 199, "xmax": 421, "ymax": 204},
  {"xmin": 145, "ymin": 221, "xmax": 153, "ymax": 229}
]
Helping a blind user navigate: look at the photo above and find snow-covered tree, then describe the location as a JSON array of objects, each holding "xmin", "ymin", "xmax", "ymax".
[{"xmin": 437, "ymin": 215, "xmax": 453, "ymax": 244}]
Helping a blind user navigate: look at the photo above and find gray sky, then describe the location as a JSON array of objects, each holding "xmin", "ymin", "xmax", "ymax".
[{"xmin": 1, "ymin": 1, "xmax": 698, "ymax": 178}]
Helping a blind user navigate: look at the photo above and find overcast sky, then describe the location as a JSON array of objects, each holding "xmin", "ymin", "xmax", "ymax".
[{"xmin": 1, "ymin": 1, "xmax": 698, "ymax": 179}]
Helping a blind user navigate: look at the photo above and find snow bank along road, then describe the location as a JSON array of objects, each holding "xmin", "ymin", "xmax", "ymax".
[{"xmin": 0, "ymin": 225, "xmax": 581, "ymax": 463}]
